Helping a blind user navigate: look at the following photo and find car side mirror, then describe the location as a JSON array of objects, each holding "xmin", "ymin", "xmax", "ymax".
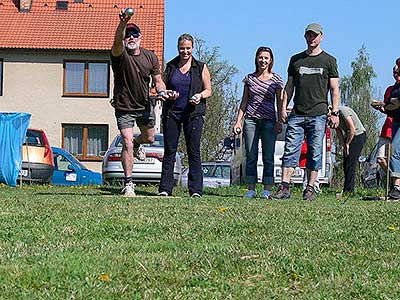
[{"xmin": 68, "ymin": 165, "xmax": 76, "ymax": 172}]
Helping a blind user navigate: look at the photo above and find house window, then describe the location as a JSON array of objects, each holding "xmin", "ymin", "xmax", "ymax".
[
  {"xmin": 63, "ymin": 61, "xmax": 109, "ymax": 97},
  {"xmin": 0, "ymin": 59, "xmax": 3, "ymax": 96},
  {"xmin": 62, "ymin": 124, "xmax": 108, "ymax": 160}
]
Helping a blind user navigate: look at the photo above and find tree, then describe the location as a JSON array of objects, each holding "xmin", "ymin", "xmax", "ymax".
[
  {"xmin": 178, "ymin": 37, "xmax": 239, "ymax": 162},
  {"xmin": 333, "ymin": 45, "xmax": 380, "ymax": 187},
  {"xmin": 340, "ymin": 45, "xmax": 379, "ymax": 154}
]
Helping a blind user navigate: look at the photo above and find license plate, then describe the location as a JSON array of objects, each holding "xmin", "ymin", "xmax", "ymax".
[
  {"xmin": 134, "ymin": 157, "xmax": 155, "ymax": 164},
  {"xmin": 275, "ymin": 168, "xmax": 303, "ymax": 177},
  {"xmin": 19, "ymin": 169, "xmax": 28, "ymax": 177}
]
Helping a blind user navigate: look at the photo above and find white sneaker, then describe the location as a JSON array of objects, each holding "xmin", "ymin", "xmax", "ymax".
[
  {"xmin": 244, "ymin": 190, "xmax": 256, "ymax": 198},
  {"xmin": 158, "ymin": 191, "xmax": 169, "ymax": 196},
  {"xmin": 122, "ymin": 181, "xmax": 136, "ymax": 197},
  {"xmin": 191, "ymin": 193, "xmax": 202, "ymax": 198},
  {"xmin": 134, "ymin": 144, "xmax": 146, "ymax": 161}
]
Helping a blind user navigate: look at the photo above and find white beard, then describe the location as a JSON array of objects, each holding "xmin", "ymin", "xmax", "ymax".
[{"xmin": 125, "ymin": 42, "xmax": 138, "ymax": 51}]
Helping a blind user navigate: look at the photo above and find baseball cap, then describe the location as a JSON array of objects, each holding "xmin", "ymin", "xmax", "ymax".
[
  {"xmin": 125, "ymin": 23, "xmax": 141, "ymax": 38},
  {"xmin": 305, "ymin": 23, "xmax": 323, "ymax": 35}
]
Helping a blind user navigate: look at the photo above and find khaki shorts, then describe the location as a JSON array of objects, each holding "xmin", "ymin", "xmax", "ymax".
[
  {"xmin": 376, "ymin": 136, "xmax": 391, "ymax": 158},
  {"xmin": 115, "ymin": 110, "xmax": 155, "ymax": 130}
]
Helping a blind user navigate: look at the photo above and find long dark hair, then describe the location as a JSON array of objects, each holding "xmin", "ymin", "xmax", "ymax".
[{"xmin": 255, "ymin": 46, "xmax": 274, "ymax": 73}]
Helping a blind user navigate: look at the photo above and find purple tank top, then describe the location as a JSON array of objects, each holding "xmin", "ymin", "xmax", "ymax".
[{"xmin": 168, "ymin": 68, "xmax": 192, "ymax": 118}]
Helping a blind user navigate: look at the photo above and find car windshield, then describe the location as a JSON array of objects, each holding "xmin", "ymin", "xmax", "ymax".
[
  {"xmin": 67, "ymin": 152, "xmax": 88, "ymax": 170},
  {"xmin": 24, "ymin": 129, "xmax": 44, "ymax": 146},
  {"xmin": 202, "ymin": 163, "xmax": 230, "ymax": 179},
  {"xmin": 116, "ymin": 134, "xmax": 164, "ymax": 148}
]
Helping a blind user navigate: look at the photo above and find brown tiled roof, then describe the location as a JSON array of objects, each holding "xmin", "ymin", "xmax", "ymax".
[{"xmin": 0, "ymin": 0, "xmax": 164, "ymax": 62}]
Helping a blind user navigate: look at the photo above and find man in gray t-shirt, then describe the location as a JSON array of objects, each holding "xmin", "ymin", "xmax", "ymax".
[
  {"xmin": 335, "ymin": 106, "xmax": 366, "ymax": 193},
  {"xmin": 273, "ymin": 23, "xmax": 340, "ymax": 201}
]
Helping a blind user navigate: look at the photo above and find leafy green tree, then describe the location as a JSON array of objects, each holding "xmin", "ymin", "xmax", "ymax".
[
  {"xmin": 340, "ymin": 45, "xmax": 379, "ymax": 153},
  {"xmin": 333, "ymin": 45, "xmax": 380, "ymax": 187}
]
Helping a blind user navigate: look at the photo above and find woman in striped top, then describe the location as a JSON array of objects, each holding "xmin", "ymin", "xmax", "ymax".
[{"xmin": 233, "ymin": 46, "xmax": 283, "ymax": 198}]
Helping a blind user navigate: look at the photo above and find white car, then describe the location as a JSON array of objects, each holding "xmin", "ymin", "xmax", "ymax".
[
  {"xmin": 181, "ymin": 161, "xmax": 231, "ymax": 188},
  {"xmin": 230, "ymin": 121, "xmax": 334, "ymax": 186},
  {"xmin": 102, "ymin": 133, "xmax": 182, "ymax": 184}
]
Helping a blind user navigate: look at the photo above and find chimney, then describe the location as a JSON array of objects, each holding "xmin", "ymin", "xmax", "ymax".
[{"xmin": 20, "ymin": 0, "xmax": 32, "ymax": 12}]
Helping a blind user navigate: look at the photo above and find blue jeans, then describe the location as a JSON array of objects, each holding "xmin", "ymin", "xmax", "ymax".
[
  {"xmin": 282, "ymin": 113, "xmax": 327, "ymax": 170},
  {"xmin": 243, "ymin": 118, "xmax": 276, "ymax": 185},
  {"xmin": 390, "ymin": 121, "xmax": 400, "ymax": 178}
]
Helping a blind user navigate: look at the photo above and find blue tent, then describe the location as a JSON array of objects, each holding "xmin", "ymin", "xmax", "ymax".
[{"xmin": 0, "ymin": 113, "xmax": 31, "ymax": 186}]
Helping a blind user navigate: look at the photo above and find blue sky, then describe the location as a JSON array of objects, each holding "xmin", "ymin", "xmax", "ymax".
[{"xmin": 165, "ymin": 0, "xmax": 398, "ymax": 99}]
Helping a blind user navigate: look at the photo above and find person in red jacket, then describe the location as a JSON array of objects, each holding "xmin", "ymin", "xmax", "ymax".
[
  {"xmin": 299, "ymin": 140, "xmax": 321, "ymax": 193},
  {"xmin": 372, "ymin": 58, "xmax": 400, "ymax": 199}
]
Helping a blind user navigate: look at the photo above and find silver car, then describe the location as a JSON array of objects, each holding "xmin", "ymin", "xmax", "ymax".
[
  {"xmin": 102, "ymin": 133, "xmax": 182, "ymax": 184},
  {"xmin": 181, "ymin": 161, "xmax": 231, "ymax": 188}
]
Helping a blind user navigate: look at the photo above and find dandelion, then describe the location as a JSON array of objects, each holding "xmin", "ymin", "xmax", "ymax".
[
  {"xmin": 387, "ymin": 226, "xmax": 398, "ymax": 232},
  {"xmin": 99, "ymin": 274, "xmax": 110, "ymax": 282},
  {"xmin": 288, "ymin": 271, "xmax": 300, "ymax": 281},
  {"xmin": 218, "ymin": 207, "xmax": 228, "ymax": 212},
  {"xmin": 249, "ymin": 229, "xmax": 255, "ymax": 234}
]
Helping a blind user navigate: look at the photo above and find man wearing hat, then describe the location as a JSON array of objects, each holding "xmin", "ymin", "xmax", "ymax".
[
  {"xmin": 111, "ymin": 10, "xmax": 170, "ymax": 197},
  {"xmin": 273, "ymin": 23, "xmax": 340, "ymax": 201}
]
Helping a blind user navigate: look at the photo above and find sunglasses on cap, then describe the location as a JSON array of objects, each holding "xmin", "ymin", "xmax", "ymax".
[{"xmin": 125, "ymin": 32, "xmax": 140, "ymax": 39}]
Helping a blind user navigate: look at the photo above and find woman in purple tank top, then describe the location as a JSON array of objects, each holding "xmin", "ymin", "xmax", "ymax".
[{"xmin": 233, "ymin": 47, "xmax": 283, "ymax": 198}]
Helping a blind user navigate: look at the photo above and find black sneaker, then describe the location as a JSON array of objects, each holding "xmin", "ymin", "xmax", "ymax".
[
  {"xmin": 303, "ymin": 185, "xmax": 315, "ymax": 201},
  {"xmin": 388, "ymin": 188, "xmax": 400, "ymax": 200},
  {"xmin": 272, "ymin": 184, "xmax": 291, "ymax": 199}
]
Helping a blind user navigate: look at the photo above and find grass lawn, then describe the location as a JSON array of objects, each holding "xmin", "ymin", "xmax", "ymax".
[{"xmin": 0, "ymin": 183, "xmax": 399, "ymax": 299}]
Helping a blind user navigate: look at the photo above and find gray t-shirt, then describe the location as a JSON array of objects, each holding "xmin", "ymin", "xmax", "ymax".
[
  {"xmin": 288, "ymin": 51, "xmax": 339, "ymax": 116},
  {"xmin": 338, "ymin": 106, "xmax": 366, "ymax": 138}
]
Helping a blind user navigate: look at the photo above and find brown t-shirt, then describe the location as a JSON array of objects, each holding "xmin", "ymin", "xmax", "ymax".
[{"xmin": 111, "ymin": 47, "xmax": 161, "ymax": 111}]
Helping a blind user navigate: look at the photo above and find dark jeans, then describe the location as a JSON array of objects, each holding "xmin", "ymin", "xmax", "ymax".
[
  {"xmin": 159, "ymin": 115, "xmax": 204, "ymax": 195},
  {"xmin": 343, "ymin": 132, "xmax": 366, "ymax": 192}
]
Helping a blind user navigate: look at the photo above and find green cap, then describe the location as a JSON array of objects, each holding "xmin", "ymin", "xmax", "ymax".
[{"xmin": 305, "ymin": 23, "xmax": 323, "ymax": 35}]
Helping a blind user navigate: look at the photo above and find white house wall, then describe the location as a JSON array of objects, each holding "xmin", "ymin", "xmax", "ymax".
[{"xmin": 0, "ymin": 49, "xmax": 162, "ymax": 173}]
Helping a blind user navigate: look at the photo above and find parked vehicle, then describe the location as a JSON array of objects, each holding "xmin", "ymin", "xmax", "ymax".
[
  {"xmin": 102, "ymin": 133, "xmax": 182, "ymax": 184},
  {"xmin": 359, "ymin": 142, "xmax": 386, "ymax": 188},
  {"xmin": 19, "ymin": 128, "xmax": 54, "ymax": 183},
  {"xmin": 230, "ymin": 122, "xmax": 334, "ymax": 185},
  {"xmin": 181, "ymin": 161, "xmax": 231, "ymax": 188},
  {"xmin": 51, "ymin": 147, "xmax": 102, "ymax": 186}
]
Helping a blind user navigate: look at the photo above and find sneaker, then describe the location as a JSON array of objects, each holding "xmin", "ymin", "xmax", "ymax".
[
  {"xmin": 262, "ymin": 190, "xmax": 271, "ymax": 199},
  {"xmin": 388, "ymin": 187, "xmax": 400, "ymax": 200},
  {"xmin": 158, "ymin": 191, "xmax": 169, "ymax": 196},
  {"xmin": 272, "ymin": 184, "xmax": 291, "ymax": 199},
  {"xmin": 133, "ymin": 144, "xmax": 146, "ymax": 161},
  {"xmin": 303, "ymin": 185, "xmax": 315, "ymax": 201},
  {"xmin": 121, "ymin": 181, "xmax": 136, "ymax": 197},
  {"xmin": 191, "ymin": 193, "xmax": 202, "ymax": 198},
  {"xmin": 244, "ymin": 190, "xmax": 257, "ymax": 198}
]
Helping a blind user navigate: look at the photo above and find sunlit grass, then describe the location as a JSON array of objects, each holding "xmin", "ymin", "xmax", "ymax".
[{"xmin": 0, "ymin": 184, "xmax": 399, "ymax": 299}]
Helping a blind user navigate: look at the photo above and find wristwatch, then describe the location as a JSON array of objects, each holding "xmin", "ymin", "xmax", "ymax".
[{"xmin": 331, "ymin": 110, "xmax": 339, "ymax": 117}]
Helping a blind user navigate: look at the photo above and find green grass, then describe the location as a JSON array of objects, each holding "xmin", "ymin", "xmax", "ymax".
[{"xmin": 0, "ymin": 183, "xmax": 399, "ymax": 299}]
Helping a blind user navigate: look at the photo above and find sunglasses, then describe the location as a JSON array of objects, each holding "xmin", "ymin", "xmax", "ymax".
[{"xmin": 125, "ymin": 32, "xmax": 140, "ymax": 39}]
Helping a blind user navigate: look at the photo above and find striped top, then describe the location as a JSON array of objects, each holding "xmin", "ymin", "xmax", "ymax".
[{"xmin": 243, "ymin": 72, "xmax": 283, "ymax": 120}]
